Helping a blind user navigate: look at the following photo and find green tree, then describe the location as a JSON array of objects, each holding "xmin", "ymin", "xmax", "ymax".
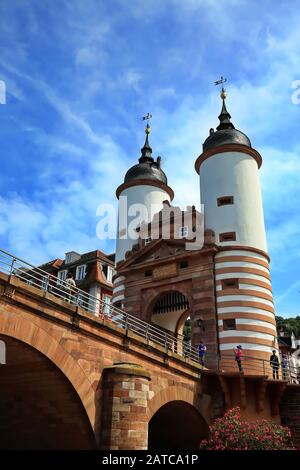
[{"xmin": 275, "ymin": 316, "xmax": 300, "ymax": 338}]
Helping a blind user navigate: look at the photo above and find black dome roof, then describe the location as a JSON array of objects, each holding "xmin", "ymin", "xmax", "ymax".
[
  {"xmin": 123, "ymin": 124, "xmax": 168, "ymax": 185},
  {"xmin": 203, "ymin": 93, "xmax": 251, "ymax": 152},
  {"xmin": 124, "ymin": 161, "xmax": 167, "ymax": 184},
  {"xmin": 203, "ymin": 128, "xmax": 251, "ymax": 151}
]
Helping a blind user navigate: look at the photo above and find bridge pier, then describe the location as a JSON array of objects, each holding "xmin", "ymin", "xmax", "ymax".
[{"xmin": 100, "ymin": 363, "xmax": 151, "ymax": 450}]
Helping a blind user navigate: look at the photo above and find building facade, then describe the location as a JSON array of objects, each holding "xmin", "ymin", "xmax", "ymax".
[
  {"xmin": 113, "ymin": 89, "xmax": 277, "ymax": 369},
  {"xmin": 37, "ymin": 249, "xmax": 115, "ymax": 316}
]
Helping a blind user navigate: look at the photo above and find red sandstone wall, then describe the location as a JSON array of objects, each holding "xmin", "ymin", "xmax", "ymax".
[{"xmin": 280, "ymin": 386, "xmax": 300, "ymax": 448}]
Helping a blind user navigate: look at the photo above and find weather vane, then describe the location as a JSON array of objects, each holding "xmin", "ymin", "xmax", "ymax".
[
  {"xmin": 142, "ymin": 113, "xmax": 152, "ymax": 122},
  {"xmin": 142, "ymin": 113, "xmax": 152, "ymax": 135},
  {"xmin": 214, "ymin": 76, "xmax": 227, "ymax": 100}
]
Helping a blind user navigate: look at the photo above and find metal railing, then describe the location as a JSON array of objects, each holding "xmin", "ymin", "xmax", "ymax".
[
  {"xmin": 0, "ymin": 249, "xmax": 202, "ymax": 361},
  {"xmin": 0, "ymin": 248, "xmax": 299, "ymax": 384},
  {"xmin": 218, "ymin": 352, "xmax": 300, "ymax": 384}
]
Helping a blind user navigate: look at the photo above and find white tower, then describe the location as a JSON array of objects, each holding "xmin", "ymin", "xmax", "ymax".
[
  {"xmin": 195, "ymin": 85, "xmax": 277, "ymax": 367},
  {"xmin": 114, "ymin": 123, "xmax": 174, "ymax": 304}
]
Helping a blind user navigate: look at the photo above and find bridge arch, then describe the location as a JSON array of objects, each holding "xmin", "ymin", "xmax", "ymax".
[
  {"xmin": 0, "ymin": 310, "xmax": 96, "ymax": 429},
  {"xmin": 147, "ymin": 385, "xmax": 210, "ymax": 422},
  {"xmin": 147, "ymin": 386, "xmax": 209, "ymax": 449}
]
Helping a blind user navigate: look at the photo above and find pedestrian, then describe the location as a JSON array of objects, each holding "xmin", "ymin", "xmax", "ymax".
[
  {"xmin": 281, "ymin": 352, "xmax": 288, "ymax": 381},
  {"xmin": 65, "ymin": 272, "xmax": 76, "ymax": 303},
  {"xmin": 198, "ymin": 341, "xmax": 206, "ymax": 366},
  {"xmin": 270, "ymin": 349, "xmax": 279, "ymax": 380},
  {"xmin": 234, "ymin": 345, "xmax": 243, "ymax": 372}
]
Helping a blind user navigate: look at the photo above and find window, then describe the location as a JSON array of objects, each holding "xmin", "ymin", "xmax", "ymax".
[
  {"xmin": 179, "ymin": 226, "xmax": 188, "ymax": 238},
  {"xmin": 180, "ymin": 261, "xmax": 189, "ymax": 269},
  {"xmin": 197, "ymin": 319, "xmax": 205, "ymax": 331},
  {"xmin": 145, "ymin": 237, "xmax": 152, "ymax": 245},
  {"xmin": 144, "ymin": 270, "xmax": 152, "ymax": 277},
  {"xmin": 57, "ymin": 270, "xmax": 67, "ymax": 285},
  {"xmin": 106, "ymin": 266, "xmax": 113, "ymax": 283},
  {"xmin": 65, "ymin": 251, "xmax": 81, "ymax": 264},
  {"xmin": 217, "ymin": 196, "xmax": 234, "ymax": 206},
  {"xmin": 76, "ymin": 265, "xmax": 86, "ymax": 281},
  {"xmin": 65, "ymin": 253, "xmax": 72, "ymax": 264},
  {"xmin": 223, "ymin": 319, "xmax": 236, "ymax": 331},
  {"xmin": 221, "ymin": 278, "xmax": 239, "ymax": 290},
  {"xmin": 102, "ymin": 295, "xmax": 111, "ymax": 315},
  {"xmin": 219, "ymin": 232, "xmax": 236, "ymax": 242}
]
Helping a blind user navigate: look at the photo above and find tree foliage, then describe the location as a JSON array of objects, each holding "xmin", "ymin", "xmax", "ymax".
[
  {"xmin": 200, "ymin": 407, "xmax": 296, "ymax": 450},
  {"xmin": 276, "ymin": 316, "xmax": 300, "ymax": 338}
]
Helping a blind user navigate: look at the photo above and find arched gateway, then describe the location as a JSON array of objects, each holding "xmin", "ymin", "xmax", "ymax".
[
  {"xmin": 148, "ymin": 400, "xmax": 209, "ymax": 449},
  {"xmin": 151, "ymin": 290, "xmax": 190, "ymax": 337}
]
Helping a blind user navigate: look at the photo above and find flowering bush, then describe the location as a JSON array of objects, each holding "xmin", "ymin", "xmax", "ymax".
[{"xmin": 200, "ymin": 407, "xmax": 296, "ymax": 450}]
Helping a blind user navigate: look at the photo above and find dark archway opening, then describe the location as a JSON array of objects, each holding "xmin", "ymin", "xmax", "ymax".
[
  {"xmin": 151, "ymin": 291, "xmax": 189, "ymax": 337},
  {"xmin": 148, "ymin": 400, "xmax": 209, "ymax": 450},
  {"xmin": 0, "ymin": 335, "xmax": 96, "ymax": 449}
]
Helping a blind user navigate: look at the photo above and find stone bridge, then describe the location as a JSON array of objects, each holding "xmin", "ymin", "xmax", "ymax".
[{"xmin": 0, "ymin": 271, "xmax": 299, "ymax": 449}]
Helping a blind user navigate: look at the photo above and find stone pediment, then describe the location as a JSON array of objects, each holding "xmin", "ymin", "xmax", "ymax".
[
  {"xmin": 117, "ymin": 238, "xmax": 196, "ymax": 271},
  {"xmin": 140, "ymin": 240, "xmax": 187, "ymax": 263}
]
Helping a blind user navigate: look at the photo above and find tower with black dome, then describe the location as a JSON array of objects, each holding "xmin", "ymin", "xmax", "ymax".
[
  {"xmin": 195, "ymin": 84, "xmax": 277, "ymax": 364},
  {"xmin": 115, "ymin": 123, "xmax": 174, "ymax": 265}
]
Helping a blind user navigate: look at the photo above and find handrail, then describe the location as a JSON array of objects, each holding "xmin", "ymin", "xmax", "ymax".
[
  {"xmin": 0, "ymin": 248, "xmax": 201, "ymax": 362},
  {"xmin": 0, "ymin": 248, "xmax": 299, "ymax": 384}
]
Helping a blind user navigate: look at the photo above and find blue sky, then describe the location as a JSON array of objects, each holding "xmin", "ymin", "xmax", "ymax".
[{"xmin": 0, "ymin": 0, "xmax": 299, "ymax": 318}]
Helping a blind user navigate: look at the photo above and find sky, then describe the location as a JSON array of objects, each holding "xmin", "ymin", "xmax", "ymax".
[{"xmin": 0, "ymin": 0, "xmax": 299, "ymax": 318}]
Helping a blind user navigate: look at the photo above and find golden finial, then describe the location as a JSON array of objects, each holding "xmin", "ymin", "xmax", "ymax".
[
  {"xmin": 142, "ymin": 113, "xmax": 152, "ymax": 139},
  {"xmin": 220, "ymin": 87, "xmax": 227, "ymax": 100},
  {"xmin": 214, "ymin": 76, "xmax": 227, "ymax": 100}
]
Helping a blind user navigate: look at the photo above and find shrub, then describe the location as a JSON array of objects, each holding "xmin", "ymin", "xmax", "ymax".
[{"xmin": 200, "ymin": 407, "xmax": 296, "ymax": 450}]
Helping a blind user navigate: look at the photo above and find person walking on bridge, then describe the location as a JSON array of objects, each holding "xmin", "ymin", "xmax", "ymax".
[
  {"xmin": 198, "ymin": 341, "xmax": 206, "ymax": 366},
  {"xmin": 234, "ymin": 345, "xmax": 243, "ymax": 373},
  {"xmin": 65, "ymin": 272, "xmax": 76, "ymax": 303},
  {"xmin": 270, "ymin": 350, "xmax": 279, "ymax": 380}
]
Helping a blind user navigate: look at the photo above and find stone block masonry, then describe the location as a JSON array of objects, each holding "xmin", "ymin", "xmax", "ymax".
[{"xmin": 100, "ymin": 363, "xmax": 151, "ymax": 450}]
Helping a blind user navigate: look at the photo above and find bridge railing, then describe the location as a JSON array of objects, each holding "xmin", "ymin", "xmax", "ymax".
[
  {"xmin": 0, "ymin": 248, "xmax": 299, "ymax": 384},
  {"xmin": 218, "ymin": 352, "xmax": 300, "ymax": 383},
  {"xmin": 0, "ymin": 248, "xmax": 201, "ymax": 361}
]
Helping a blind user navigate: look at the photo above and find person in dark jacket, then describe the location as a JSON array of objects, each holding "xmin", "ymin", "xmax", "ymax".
[{"xmin": 270, "ymin": 350, "xmax": 279, "ymax": 380}]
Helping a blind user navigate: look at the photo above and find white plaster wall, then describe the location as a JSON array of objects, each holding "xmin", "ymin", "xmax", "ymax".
[
  {"xmin": 218, "ymin": 306, "xmax": 275, "ymax": 318},
  {"xmin": 116, "ymin": 184, "xmax": 170, "ymax": 263},
  {"xmin": 219, "ymin": 330, "xmax": 275, "ymax": 341},
  {"xmin": 220, "ymin": 343, "xmax": 274, "ymax": 353},
  {"xmin": 200, "ymin": 152, "xmax": 267, "ymax": 251},
  {"xmin": 216, "ymin": 284, "xmax": 271, "ymax": 295},
  {"xmin": 88, "ymin": 284, "xmax": 101, "ymax": 316},
  {"xmin": 216, "ymin": 272, "xmax": 271, "ymax": 284}
]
